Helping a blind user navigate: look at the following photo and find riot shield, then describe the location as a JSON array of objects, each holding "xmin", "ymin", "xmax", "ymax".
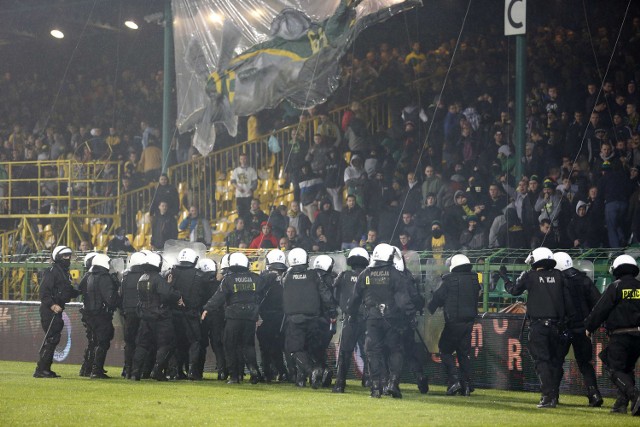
[
  {"xmin": 421, "ymin": 258, "xmax": 448, "ymax": 353},
  {"xmin": 574, "ymin": 259, "xmax": 594, "ymax": 281}
]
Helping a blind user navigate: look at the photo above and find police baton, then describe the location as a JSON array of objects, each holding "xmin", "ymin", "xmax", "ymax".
[
  {"xmin": 411, "ymin": 322, "xmax": 430, "ymax": 354},
  {"xmin": 39, "ymin": 312, "xmax": 59, "ymax": 354}
]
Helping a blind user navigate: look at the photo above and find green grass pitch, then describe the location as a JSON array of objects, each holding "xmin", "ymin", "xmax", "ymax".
[{"xmin": 0, "ymin": 361, "xmax": 634, "ymax": 426}]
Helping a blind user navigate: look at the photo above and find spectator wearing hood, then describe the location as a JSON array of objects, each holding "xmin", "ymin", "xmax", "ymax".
[
  {"xmin": 149, "ymin": 174, "xmax": 180, "ymax": 218},
  {"xmin": 248, "ymin": 221, "xmax": 278, "ymax": 249},
  {"xmin": 107, "ymin": 227, "xmax": 135, "ymax": 253},
  {"xmin": 494, "ymin": 207, "xmax": 527, "ymax": 249},
  {"xmin": 459, "ymin": 214, "xmax": 488, "ymax": 250},
  {"xmin": 443, "ymin": 190, "xmax": 473, "ymax": 244},
  {"xmin": 311, "ymin": 198, "xmax": 340, "ymax": 251},
  {"xmin": 424, "ymin": 220, "xmax": 454, "ymax": 258},
  {"xmin": 415, "ymin": 192, "xmax": 442, "ymax": 230},
  {"xmin": 436, "ymin": 173, "xmax": 466, "ymax": 210},
  {"xmin": 567, "ymin": 200, "xmax": 591, "ymax": 248},
  {"xmin": 344, "ymin": 155, "xmax": 368, "ymax": 209}
]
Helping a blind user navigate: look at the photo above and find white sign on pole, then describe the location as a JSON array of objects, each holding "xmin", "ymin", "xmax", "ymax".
[{"xmin": 504, "ymin": 0, "xmax": 526, "ymax": 36}]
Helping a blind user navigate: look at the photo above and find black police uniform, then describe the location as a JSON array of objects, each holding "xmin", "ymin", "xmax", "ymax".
[
  {"xmin": 506, "ymin": 267, "xmax": 573, "ymax": 406},
  {"xmin": 78, "ymin": 269, "xmax": 97, "ymax": 377},
  {"xmin": 171, "ymin": 262, "xmax": 207, "ymax": 380},
  {"xmin": 315, "ymin": 269, "xmax": 338, "ymax": 387},
  {"xmin": 348, "ymin": 260, "xmax": 415, "ymax": 398},
  {"xmin": 333, "ymin": 265, "xmax": 367, "ymax": 392},
  {"xmin": 131, "ymin": 266, "xmax": 181, "ymax": 381},
  {"xmin": 282, "ymin": 264, "xmax": 337, "ymax": 388},
  {"xmin": 84, "ymin": 265, "xmax": 119, "ymax": 378},
  {"xmin": 119, "ymin": 264, "xmax": 145, "ymax": 378},
  {"xmin": 402, "ymin": 268, "xmax": 429, "ymax": 393},
  {"xmin": 204, "ymin": 268, "xmax": 265, "ymax": 383},
  {"xmin": 257, "ymin": 268, "xmax": 288, "ymax": 382},
  {"xmin": 585, "ymin": 273, "xmax": 640, "ymax": 415},
  {"xmin": 198, "ymin": 270, "xmax": 227, "ymax": 380},
  {"xmin": 559, "ymin": 266, "xmax": 603, "ymax": 406},
  {"xmin": 428, "ymin": 269, "xmax": 480, "ymax": 395},
  {"xmin": 34, "ymin": 259, "xmax": 79, "ymax": 378}
]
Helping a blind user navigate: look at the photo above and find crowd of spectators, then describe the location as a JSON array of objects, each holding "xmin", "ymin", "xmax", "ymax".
[{"xmin": 1, "ymin": 9, "xmax": 640, "ymax": 254}]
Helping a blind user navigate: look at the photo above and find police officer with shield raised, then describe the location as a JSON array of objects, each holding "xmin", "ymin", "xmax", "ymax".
[{"xmin": 585, "ymin": 254, "xmax": 640, "ymax": 416}]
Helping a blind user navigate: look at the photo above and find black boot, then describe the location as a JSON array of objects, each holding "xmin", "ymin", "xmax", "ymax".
[
  {"xmin": 79, "ymin": 348, "xmax": 92, "ymax": 377},
  {"xmin": 461, "ymin": 381, "xmax": 474, "ymax": 396},
  {"xmin": 631, "ymin": 392, "xmax": 640, "ymax": 416},
  {"xmin": 322, "ymin": 368, "xmax": 333, "ymax": 388},
  {"xmin": 34, "ymin": 348, "xmax": 58, "ymax": 378},
  {"xmin": 332, "ymin": 380, "xmax": 346, "ymax": 393},
  {"xmin": 387, "ymin": 376, "xmax": 402, "ymax": 399},
  {"xmin": 295, "ymin": 371, "xmax": 306, "ymax": 387},
  {"xmin": 611, "ymin": 394, "xmax": 629, "ymax": 414},
  {"xmin": 370, "ymin": 381, "xmax": 382, "ymax": 398},
  {"xmin": 446, "ymin": 381, "xmax": 462, "ymax": 396},
  {"xmin": 249, "ymin": 369, "xmax": 262, "ymax": 385},
  {"xmin": 90, "ymin": 347, "xmax": 110, "ymax": 379},
  {"xmin": 417, "ymin": 375, "xmax": 429, "ymax": 394},
  {"xmin": 587, "ymin": 386, "xmax": 603, "ymax": 407},
  {"xmin": 310, "ymin": 367, "xmax": 323, "ymax": 389},
  {"xmin": 217, "ymin": 370, "xmax": 228, "ymax": 381},
  {"xmin": 537, "ymin": 395, "xmax": 557, "ymax": 409},
  {"xmin": 188, "ymin": 365, "xmax": 202, "ymax": 381},
  {"xmin": 442, "ymin": 353, "xmax": 460, "ymax": 395}
]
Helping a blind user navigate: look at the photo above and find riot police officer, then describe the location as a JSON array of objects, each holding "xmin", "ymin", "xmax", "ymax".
[
  {"xmin": 78, "ymin": 251, "xmax": 99, "ymax": 377},
  {"xmin": 171, "ymin": 248, "xmax": 207, "ymax": 380},
  {"xmin": 34, "ymin": 245, "xmax": 79, "ymax": 378},
  {"xmin": 196, "ymin": 258, "xmax": 227, "ymax": 380},
  {"xmin": 83, "ymin": 254, "xmax": 119, "ymax": 379},
  {"xmin": 348, "ymin": 243, "xmax": 415, "ymax": 398},
  {"xmin": 119, "ymin": 251, "xmax": 146, "ymax": 379},
  {"xmin": 312, "ymin": 254, "xmax": 338, "ymax": 387},
  {"xmin": 130, "ymin": 252, "xmax": 182, "ymax": 381},
  {"xmin": 585, "ymin": 254, "xmax": 640, "ymax": 416},
  {"xmin": 257, "ymin": 249, "xmax": 289, "ymax": 382},
  {"xmin": 333, "ymin": 247, "xmax": 369, "ymax": 393},
  {"xmin": 282, "ymin": 248, "xmax": 337, "ymax": 388},
  {"xmin": 553, "ymin": 252, "xmax": 603, "ymax": 407},
  {"xmin": 427, "ymin": 254, "xmax": 480, "ymax": 396},
  {"xmin": 394, "ymin": 248, "xmax": 429, "ymax": 394},
  {"xmin": 503, "ymin": 247, "xmax": 573, "ymax": 408},
  {"xmin": 202, "ymin": 252, "xmax": 265, "ymax": 384}
]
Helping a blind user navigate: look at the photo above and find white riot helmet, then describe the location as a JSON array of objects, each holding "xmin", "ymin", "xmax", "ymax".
[
  {"xmin": 609, "ymin": 254, "xmax": 639, "ymax": 278},
  {"xmin": 449, "ymin": 254, "xmax": 472, "ymax": 272},
  {"xmin": 553, "ymin": 252, "xmax": 573, "ymax": 272},
  {"xmin": 347, "ymin": 247, "xmax": 370, "ymax": 268},
  {"xmin": 128, "ymin": 252, "xmax": 147, "ymax": 269},
  {"xmin": 52, "ymin": 245, "xmax": 72, "ymax": 262},
  {"xmin": 220, "ymin": 254, "xmax": 231, "ymax": 271},
  {"xmin": 198, "ymin": 258, "xmax": 217, "ymax": 273},
  {"xmin": 313, "ymin": 255, "xmax": 334, "ymax": 273},
  {"xmin": 91, "ymin": 254, "xmax": 111, "ymax": 270},
  {"xmin": 144, "ymin": 251, "xmax": 163, "ymax": 269},
  {"xmin": 371, "ymin": 243, "xmax": 395, "ymax": 264},
  {"xmin": 525, "ymin": 247, "xmax": 556, "ymax": 269},
  {"xmin": 228, "ymin": 252, "xmax": 250, "ymax": 270},
  {"xmin": 288, "ymin": 247, "xmax": 308, "ymax": 267},
  {"xmin": 392, "ymin": 247, "xmax": 405, "ymax": 271},
  {"xmin": 178, "ymin": 248, "xmax": 199, "ymax": 265},
  {"xmin": 83, "ymin": 252, "xmax": 99, "ymax": 269},
  {"xmin": 266, "ymin": 249, "xmax": 287, "ymax": 271}
]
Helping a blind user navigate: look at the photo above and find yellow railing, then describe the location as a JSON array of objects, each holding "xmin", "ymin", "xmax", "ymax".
[{"xmin": 0, "ymin": 160, "xmax": 122, "ymax": 252}]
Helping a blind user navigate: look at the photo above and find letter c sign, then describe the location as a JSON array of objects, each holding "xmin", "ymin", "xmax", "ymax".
[{"xmin": 505, "ymin": 0, "xmax": 526, "ymax": 36}]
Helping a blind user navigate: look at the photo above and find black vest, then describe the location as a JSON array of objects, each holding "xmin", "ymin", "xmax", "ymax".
[
  {"xmin": 362, "ymin": 265, "xmax": 396, "ymax": 318},
  {"xmin": 172, "ymin": 264, "xmax": 202, "ymax": 309},
  {"xmin": 137, "ymin": 272, "xmax": 162, "ymax": 309},
  {"xmin": 223, "ymin": 271, "xmax": 261, "ymax": 319},
  {"xmin": 439, "ymin": 271, "xmax": 479, "ymax": 322},
  {"xmin": 525, "ymin": 269, "xmax": 566, "ymax": 319},
  {"xmin": 121, "ymin": 266, "xmax": 144, "ymax": 312},
  {"xmin": 259, "ymin": 270, "xmax": 284, "ymax": 318},
  {"xmin": 283, "ymin": 267, "xmax": 321, "ymax": 316}
]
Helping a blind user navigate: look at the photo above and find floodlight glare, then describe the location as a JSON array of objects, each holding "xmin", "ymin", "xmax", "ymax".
[
  {"xmin": 50, "ymin": 29, "xmax": 64, "ymax": 39},
  {"xmin": 124, "ymin": 20, "xmax": 139, "ymax": 30}
]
